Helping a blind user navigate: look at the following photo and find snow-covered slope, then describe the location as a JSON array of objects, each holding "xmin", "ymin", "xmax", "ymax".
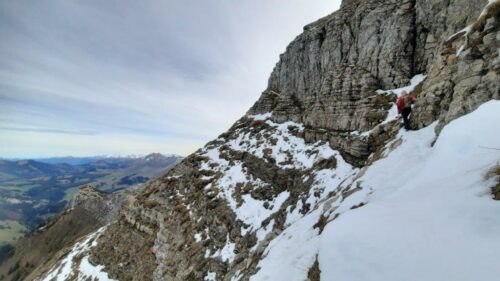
[
  {"xmin": 40, "ymin": 227, "xmax": 116, "ymax": 281},
  {"xmin": 253, "ymin": 100, "xmax": 500, "ymax": 281},
  {"xmin": 320, "ymin": 101, "xmax": 500, "ymax": 281},
  {"xmin": 34, "ymin": 101, "xmax": 500, "ymax": 281},
  {"xmin": 27, "ymin": 1, "xmax": 499, "ymax": 280}
]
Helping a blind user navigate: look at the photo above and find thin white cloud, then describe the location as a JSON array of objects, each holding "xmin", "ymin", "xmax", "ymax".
[{"xmin": 0, "ymin": 0, "xmax": 341, "ymax": 157}]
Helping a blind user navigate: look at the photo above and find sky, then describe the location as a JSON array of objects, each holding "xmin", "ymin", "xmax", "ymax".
[{"xmin": 0, "ymin": 0, "xmax": 341, "ymax": 158}]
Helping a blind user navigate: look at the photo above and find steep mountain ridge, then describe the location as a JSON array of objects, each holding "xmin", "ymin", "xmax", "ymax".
[
  {"xmin": 0, "ymin": 186, "xmax": 139, "ymax": 281},
  {"xmin": 28, "ymin": 0, "xmax": 499, "ymax": 280}
]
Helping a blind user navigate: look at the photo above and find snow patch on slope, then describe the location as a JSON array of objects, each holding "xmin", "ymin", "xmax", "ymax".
[
  {"xmin": 198, "ymin": 113, "xmax": 350, "ymax": 239},
  {"xmin": 250, "ymin": 206, "xmax": 324, "ymax": 281},
  {"xmin": 204, "ymin": 271, "xmax": 217, "ymax": 281},
  {"xmin": 237, "ymin": 191, "xmax": 290, "ymax": 233},
  {"xmin": 200, "ymin": 147, "xmax": 289, "ymax": 232},
  {"xmin": 376, "ymin": 74, "xmax": 426, "ymax": 126},
  {"xmin": 231, "ymin": 118, "xmax": 336, "ymax": 170},
  {"xmin": 377, "ymin": 74, "xmax": 427, "ymax": 97},
  {"xmin": 197, "ymin": 111, "xmax": 360, "ymax": 267},
  {"xmin": 351, "ymin": 74, "xmax": 426, "ymax": 137},
  {"xmin": 39, "ymin": 226, "xmax": 115, "ymax": 281}
]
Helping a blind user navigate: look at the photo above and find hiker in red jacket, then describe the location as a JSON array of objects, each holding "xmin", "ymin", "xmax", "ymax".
[{"xmin": 396, "ymin": 91, "xmax": 416, "ymax": 130}]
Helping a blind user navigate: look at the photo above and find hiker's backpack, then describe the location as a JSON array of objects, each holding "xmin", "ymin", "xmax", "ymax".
[{"xmin": 402, "ymin": 95, "xmax": 412, "ymax": 108}]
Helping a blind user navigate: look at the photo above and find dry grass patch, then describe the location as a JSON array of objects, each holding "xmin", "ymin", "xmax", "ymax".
[
  {"xmin": 307, "ymin": 256, "xmax": 321, "ymax": 281},
  {"xmin": 486, "ymin": 164, "xmax": 500, "ymax": 200}
]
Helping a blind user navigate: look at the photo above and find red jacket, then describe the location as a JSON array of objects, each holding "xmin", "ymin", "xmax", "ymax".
[{"xmin": 396, "ymin": 94, "xmax": 415, "ymax": 113}]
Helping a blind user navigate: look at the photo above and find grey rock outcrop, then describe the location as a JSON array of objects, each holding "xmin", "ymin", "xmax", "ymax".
[
  {"xmin": 341, "ymin": 0, "xmax": 354, "ymax": 7},
  {"xmin": 412, "ymin": 0, "xmax": 500, "ymax": 132},
  {"xmin": 71, "ymin": 185, "xmax": 140, "ymax": 224}
]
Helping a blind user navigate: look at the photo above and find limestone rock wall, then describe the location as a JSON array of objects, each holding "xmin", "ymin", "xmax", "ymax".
[
  {"xmin": 412, "ymin": 0, "xmax": 500, "ymax": 132},
  {"xmin": 414, "ymin": 0, "xmax": 487, "ymax": 73},
  {"xmin": 249, "ymin": 0, "xmax": 493, "ymax": 165},
  {"xmin": 251, "ymin": 0, "xmax": 416, "ymax": 126}
]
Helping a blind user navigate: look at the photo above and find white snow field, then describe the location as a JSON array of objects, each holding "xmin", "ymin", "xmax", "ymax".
[
  {"xmin": 319, "ymin": 100, "xmax": 500, "ymax": 281},
  {"xmin": 252, "ymin": 101, "xmax": 500, "ymax": 281}
]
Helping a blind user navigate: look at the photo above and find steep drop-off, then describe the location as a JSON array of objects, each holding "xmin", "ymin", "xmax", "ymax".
[{"xmin": 0, "ymin": 185, "xmax": 140, "ymax": 281}]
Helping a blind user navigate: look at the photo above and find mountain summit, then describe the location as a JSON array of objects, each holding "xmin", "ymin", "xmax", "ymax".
[{"xmin": 6, "ymin": 0, "xmax": 499, "ymax": 280}]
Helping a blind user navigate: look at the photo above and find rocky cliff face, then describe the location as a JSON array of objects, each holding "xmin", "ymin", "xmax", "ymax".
[
  {"xmin": 412, "ymin": 0, "xmax": 500, "ymax": 132},
  {"xmin": 249, "ymin": 0, "xmax": 495, "ymax": 165},
  {"xmin": 33, "ymin": 1, "xmax": 499, "ymax": 281}
]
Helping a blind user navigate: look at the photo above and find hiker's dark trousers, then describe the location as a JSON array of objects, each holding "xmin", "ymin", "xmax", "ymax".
[{"xmin": 402, "ymin": 107, "xmax": 412, "ymax": 130}]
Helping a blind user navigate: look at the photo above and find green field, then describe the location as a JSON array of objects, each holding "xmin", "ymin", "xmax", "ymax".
[
  {"xmin": 0, "ymin": 155, "xmax": 180, "ymax": 243},
  {"xmin": 63, "ymin": 186, "xmax": 83, "ymax": 201},
  {"xmin": 0, "ymin": 220, "xmax": 26, "ymax": 244}
]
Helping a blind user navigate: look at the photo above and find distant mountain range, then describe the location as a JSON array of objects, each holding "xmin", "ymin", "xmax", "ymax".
[
  {"xmin": 5, "ymin": 153, "xmax": 182, "ymax": 166},
  {"xmin": 0, "ymin": 153, "xmax": 182, "ymax": 244}
]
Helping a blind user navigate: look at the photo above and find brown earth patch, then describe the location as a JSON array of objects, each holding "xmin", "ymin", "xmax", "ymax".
[{"xmin": 307, "ymin": 256, "xmax": 321, "ymax": 281}]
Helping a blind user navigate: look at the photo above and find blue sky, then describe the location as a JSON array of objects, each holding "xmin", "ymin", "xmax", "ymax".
[{"xmin": 0, "ymin": 0, "xmax": 340, "ymax": 158}]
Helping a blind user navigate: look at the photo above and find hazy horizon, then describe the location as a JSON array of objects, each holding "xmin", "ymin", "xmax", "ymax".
[
  {"xmin": 1, "ymin": 152, "xmax": 184, "ymax": 160},
  {"xmin": 0, "ymin": 0, "xmax": 341, "ymax": 158}
]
